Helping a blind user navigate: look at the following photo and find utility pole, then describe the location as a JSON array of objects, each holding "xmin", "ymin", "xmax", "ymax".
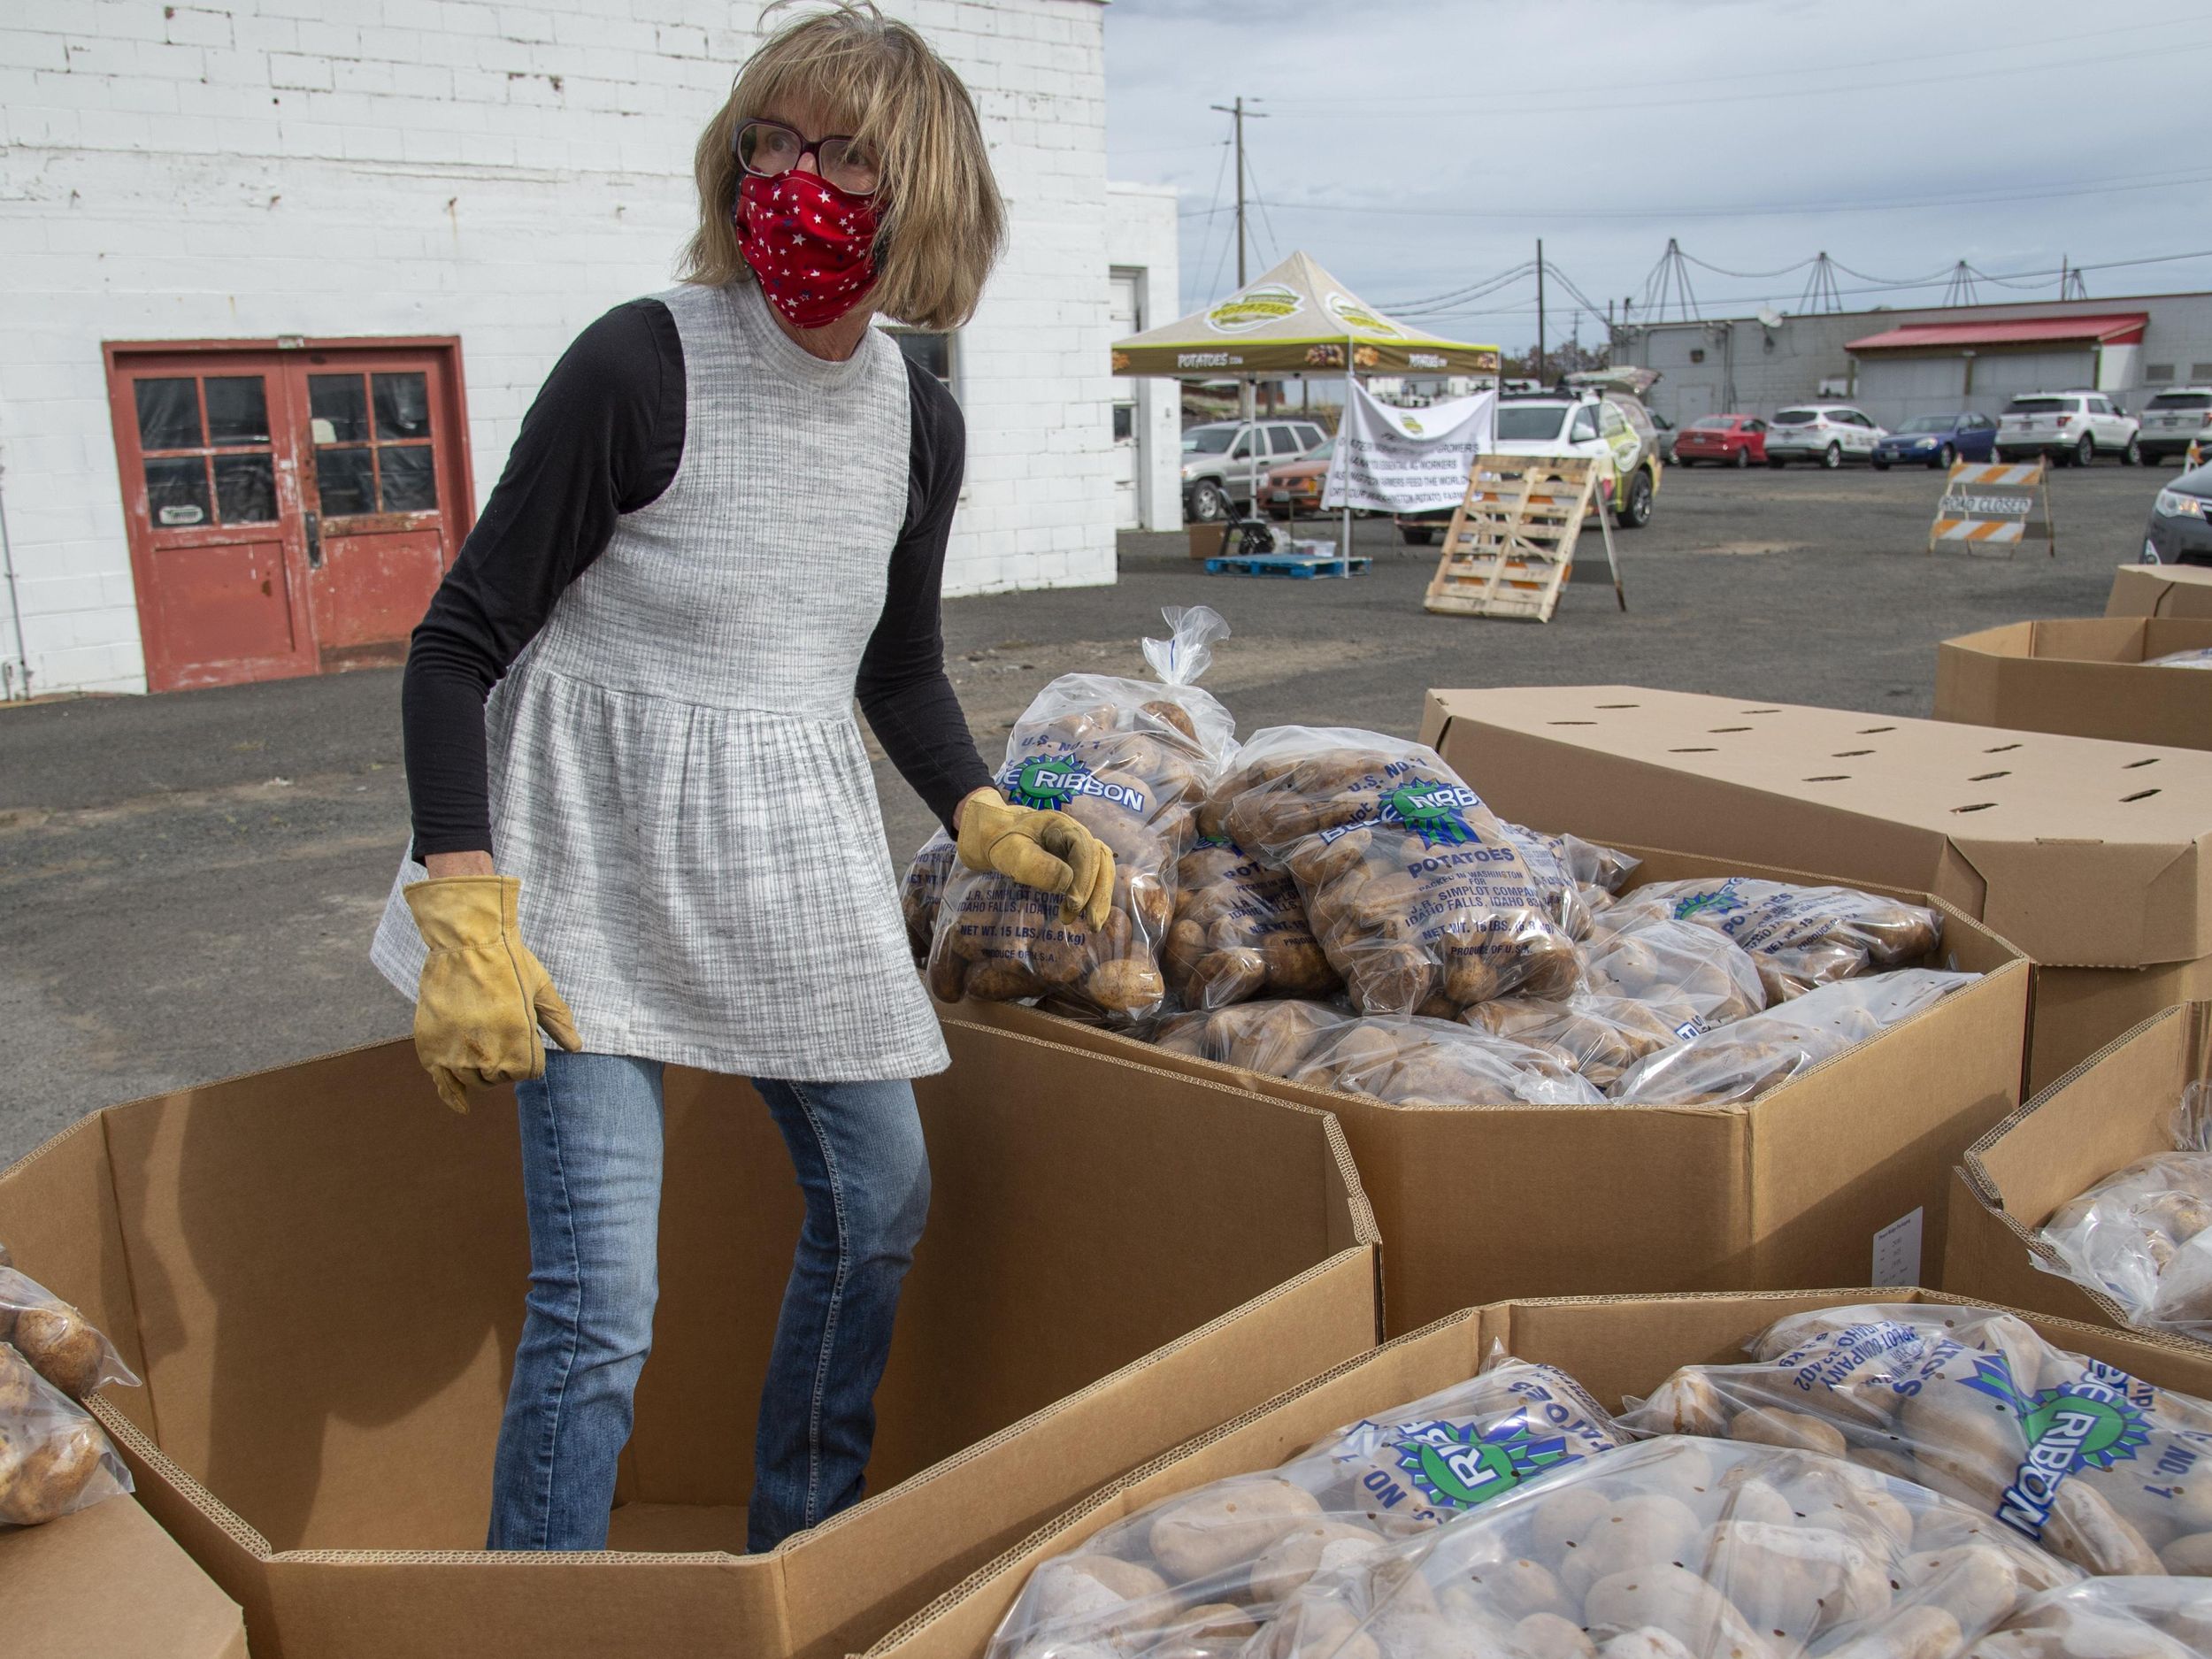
[
  {"xmin": 2058, "ymin": 255, "xmax": 2068, "ymax": 302},
  {"xmin": 1208, "ymin": 96, "xmax": 1268, "ymax": 288},
  {"xmin": 1534, "ymin": 238, "xmax": 1547, "ymax": 386}
]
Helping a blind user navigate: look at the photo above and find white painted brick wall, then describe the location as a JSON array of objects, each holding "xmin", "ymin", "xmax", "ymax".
[{"xmin": 0, "ymin": 0, "xmax": 1121, "ymax": 695}]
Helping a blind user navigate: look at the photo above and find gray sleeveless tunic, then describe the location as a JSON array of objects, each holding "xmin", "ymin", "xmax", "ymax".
[{"xmin": 371, "ymin": 280, "xmax": 950, "ymax": 1081}]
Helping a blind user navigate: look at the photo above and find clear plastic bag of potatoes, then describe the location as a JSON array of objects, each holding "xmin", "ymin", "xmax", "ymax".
[
  {"xmin": 1212, "ymin": 728, "xmax": 1582, "ymax": 1017},
  {"xmin": 0, "ymin": 1265, "xmax": 138, "ymax": 1401},
  {"xmin": 1607, "ymin": 970, "xmax": 1976, "ymax": 1106},
  {"xmin": 1463, "ymin": 994, "xmax": 1692, "ymax": 1093},
  {"xmin": 1498, "ymin": 824, "xmax": 1645, "ymax": 943},
  {"xmin": 1150, "ymin": 998, "xmax": 1348, "ymax": 1078},
  {"xmin": 1581, "ymin": 912, "xmax": 1769, "ymax": 1033},
  {"xmin": 1604, "ymin": 878, "xmax": 1945, "ymax": 1003},
  {"xmin": 1164, "ymin": 832, "xmax": 1343, "ymax": 1010},
  {"xmin": 901, "ymin": 828, "xmax": 958, "ymax": 968},
  {"xmin": 1982, "ymin": 1576, "xmax": 2212, "ymax": 1657},
  {"xmin": 0, "ymin": 1340, "xmax": 133, "ymax": 1526},
  {"xmin": 2147, "ymin": 648, "xmax": 2212, "ymax": 670},
  {"xmin": 1619, "ymin": 1300, "xmax": 2212, "ymax": 1579},
  {"xmin": 927, "ymin": 608, "xmax": 1233, "ymax": 1022},
  {"xmin": 985, "ymin": 1352, "xmax": 1627, "ymax": 1659},
  {"xmin": 1287, "ymin": 1014, "xmax": 1606, "ymax": 1107},
  {"xmin": 1252, "ymin": 1435, "xmax": 2079, "ymax": 1659},
  {"xmin": 2038, "ymin": 1087, "xmax": 2212, "ymax": 1341}
]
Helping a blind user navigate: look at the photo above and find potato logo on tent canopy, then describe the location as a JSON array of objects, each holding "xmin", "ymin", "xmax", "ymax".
[
  {"xmin": 1205, "ymin": 284, "xmax": 1303, "ymax": 335},
  {"xmin": 1325, "ymin": 290, "xmax": 1404, "ymax": 340}
]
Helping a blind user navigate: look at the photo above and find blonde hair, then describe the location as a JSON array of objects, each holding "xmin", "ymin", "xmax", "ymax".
[{"xmin": 681, "ymin": 2, "xmax": 1006, "ymax": 331}]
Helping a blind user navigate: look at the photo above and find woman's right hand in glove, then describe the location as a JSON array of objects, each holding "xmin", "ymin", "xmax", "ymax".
[
  {"xmin": 956, "ymin": 787, "xmax": 1115, "ymax": 929},
  {"xmin": 403, "ymin": 873, "xmax": 582, "ymax": 1112}
]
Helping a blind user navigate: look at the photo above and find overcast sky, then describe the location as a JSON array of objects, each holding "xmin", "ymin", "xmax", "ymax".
[{"xmin": 1102, "ymin": 0, "xmax": 2212, "ymax": 351}]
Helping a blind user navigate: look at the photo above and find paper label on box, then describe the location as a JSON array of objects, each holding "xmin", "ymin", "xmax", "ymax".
[{"xmin": 1872, "ymin": 1207, "xmax": 1924, "ymax": 1287}]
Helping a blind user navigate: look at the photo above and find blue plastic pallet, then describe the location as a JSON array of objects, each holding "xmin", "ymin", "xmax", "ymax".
[{"xmin": 1204, "ymin": 552, "xmax": 1371, "ymax": 580}]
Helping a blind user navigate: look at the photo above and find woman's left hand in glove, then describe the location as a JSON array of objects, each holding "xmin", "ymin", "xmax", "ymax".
[{"xmin": 956, "ymin": 787, "xmax": 1115, "ymax": 929}]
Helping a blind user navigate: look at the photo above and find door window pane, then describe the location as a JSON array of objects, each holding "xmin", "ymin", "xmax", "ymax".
[
  {"xmin": 213, "ymin": 454, "xmax": 278, "ymax": 523},
  {"xmin": 379, "ymin": 445, "xmax": 438, "ymax": 512},
  {"xmin": 145, "ymin": 457, "xmax": 211, "ymax": 526},
  {"xmin": 315, "ymin": 447, "xmax": 377, "ymax": 515},
  {"xmin": 310, "ymin": 374, "xmax": 370, "ymax": 443},
  {"xmin": 1111, "ymin": 404, "xmax": 1134, "ymax": 442},
  {"xmin": 204, "ymin": 377, "xmax": 271, "ymax": 445},
  {"xmin": 134, "ymin": 378, "xmax": 204, "ymax": 450},
  {"xmin": 373, "ymin": 372, "xmax": 432, "ymax": 440}
]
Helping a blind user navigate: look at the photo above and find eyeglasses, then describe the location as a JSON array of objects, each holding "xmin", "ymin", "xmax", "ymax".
[{"xmin": 733, "ymin": 118, "xmax": 881, "ymax": 197}]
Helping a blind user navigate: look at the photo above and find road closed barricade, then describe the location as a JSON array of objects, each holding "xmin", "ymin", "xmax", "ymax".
[{"xmin": 1929, "ymin": 458, "xmax": 2055, "ymax": 556}]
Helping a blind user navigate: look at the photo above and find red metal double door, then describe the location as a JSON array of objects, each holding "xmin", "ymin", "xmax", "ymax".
[{"xmin": 104, "ymin": 342, "xmax": 472, "ymax": 691}]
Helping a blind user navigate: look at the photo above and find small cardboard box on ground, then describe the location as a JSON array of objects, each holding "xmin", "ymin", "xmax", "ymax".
[
  {"xmin": 0, "ymin": 1018, "xmax": 1379, "ymax": 1659},
  {"xmin": 2109, "ymin": 562, "xmax": 2212, "ymax": 619},
  {"xmin": 864, "ymin": 1287, "xmax": 2212, "ymax": 1659},
  {"xmin": 1947, "ymin": 1002, "xmax": 2212, "ymax": 1344},
  {"xmin": 1421, "ymin": 685, "xmax": 2212, "ymax": 1090},
  {"xmin": 0, "ymin": 1494, "xmax": 250, "ymax": 1659},
  {"xmin": 1935, "ymin": 618, "xmax": 2212, "ymax": 750},
  {"xmin": 954, "ymin": 843, "xmax": 2029, "ymax": 1336}
]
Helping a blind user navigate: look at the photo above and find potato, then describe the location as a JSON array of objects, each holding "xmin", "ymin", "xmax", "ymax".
[
  {"xmin": 1582, "ymin": 1563, "xmax": 1770, "ymax": 1659},
  {"xmin": 1818, "ymin": 1605, "xmax": 1962, "ymax": 1659},
  {"xmin": 1517, "ymin": 1612, "xmax": 1599, "ymax": 1659},
  {"xmin": 1706, "ymin": 1518, "xmax": 1890, "ymax": 1634},
  {"xmin": 1900, "ymin": 1544, "xmax": 2034, "ymax": 1632},
  {"xmin": 1637, "ymin": 1371, "xmax": 1731, "ymax": 1438},
  {"xmin": 2160, "ymin": 1531, "xmax": 2212, "ymax": 1574},
  {"xmin": 1246, "ymin": 1518, "xmax": 1386, "ymax": 1600},
  {"xmin": 1597, "ymin": 1632, "xmax": 1699, "ymax": 1659},
  {"xmin": 1087, "ymin": 958, "xmax": 1166, "ymax": 1013},
  {"xmin": 2042, "ymin": 1479, "xmax": 2164, "ymax": 1576},
  {"xmin": 1464, "ymin": 1555, "xmax": 1574, "ymax": 1623},
  {"xmin": 12, "ymin": 1306, "xmax": 104, "ymax": 1400},
  {"xmin": 0, "ymin": 1416, "xmax": 104, "ymax": 1525},
  {"xmin": 1558, "ymin": 1494, "xmax": 1704, "ymax": 1597},
  {"xmin": 1148, "ymin": 1476, "xmax": 1323, "ymax": 1583},
  {"xmin": 1726, "ymin": 1405, "xmax": 1850, "ymax": 1460}
]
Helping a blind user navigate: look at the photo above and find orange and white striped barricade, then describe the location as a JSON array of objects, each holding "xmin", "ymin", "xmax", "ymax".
[{"xmin": 1928, "ymin": 458, "xmax": 2055, "ymax": 557}]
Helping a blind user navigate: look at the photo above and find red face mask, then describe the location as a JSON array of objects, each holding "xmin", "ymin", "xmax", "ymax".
[{"xmin": 736, "ymin": 169, "xmax": 881, "ymax": 329}]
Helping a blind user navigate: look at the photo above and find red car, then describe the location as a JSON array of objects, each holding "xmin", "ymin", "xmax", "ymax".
[{"xmin": 1672, "ymin": 414, "xmax": 1768, "ymax": 468}]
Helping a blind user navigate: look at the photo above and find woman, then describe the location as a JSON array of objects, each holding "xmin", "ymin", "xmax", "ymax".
[{"xmin": 370, "ymin": 3, "xmax": 1112, "ymax": 1554}]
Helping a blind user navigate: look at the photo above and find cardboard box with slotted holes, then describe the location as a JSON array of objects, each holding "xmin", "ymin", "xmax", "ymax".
[
  {"xmin": 0, "ymin": 1018, "xmax": 1380, "ymax": 1659},
  {"xmin": 954, "ymin": 842, "xmax": 2030, "ymax": 1337},
  {"xmin": 863, "ymin": 1288, "xmax": 2212, "ymax": 1659},
  {"xmin": 1948, "ymin": 1002, "xmax": 2212, "ymax": 1348},
  {"xmin": 1418, "ymin": 686, "xmax": 2212, "ymax": 1090}
]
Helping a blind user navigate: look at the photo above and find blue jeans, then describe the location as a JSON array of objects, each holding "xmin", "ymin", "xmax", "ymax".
[{"xmin": 486, "ymin": 1052, "xmax": 931, "ymax": 1552}]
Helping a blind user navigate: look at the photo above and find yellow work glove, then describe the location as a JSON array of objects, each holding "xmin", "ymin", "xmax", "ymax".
[
  {"xmin": 402, "ymin": 875, "xmax": 581, "ymax": 1113},
  {"xmin": 956, "ymin": 787, "xmax": 1115, "ymax": 930}
]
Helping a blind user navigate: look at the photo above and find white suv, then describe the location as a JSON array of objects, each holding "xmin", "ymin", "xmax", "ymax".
[
  {"xmin": 1995, "ymin": 391, "xmax": 2140, "ymax": 467},
  {"xmin": 1764, "ymin": 403, "xmax": 1886, "ymax": 468},
  {"xmin": 2138, "ymin": 388, "xmax": 2212, "ymax": 465}
]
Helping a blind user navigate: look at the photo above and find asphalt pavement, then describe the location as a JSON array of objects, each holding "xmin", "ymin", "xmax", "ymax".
[{"xmin": 0, "ymin": 461, "xmax": 2151, "ymax": 1164}]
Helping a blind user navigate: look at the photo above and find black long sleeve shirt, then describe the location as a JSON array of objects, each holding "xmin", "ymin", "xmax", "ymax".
[{"xmin": 401, "ymin": 297, "xmax": 993, "ymax": 858}]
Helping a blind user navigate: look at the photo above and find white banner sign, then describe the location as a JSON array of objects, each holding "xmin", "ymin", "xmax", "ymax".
[{"xmin": 1321, "ymin": 381, "xmax": 1497, "ymax": 513}]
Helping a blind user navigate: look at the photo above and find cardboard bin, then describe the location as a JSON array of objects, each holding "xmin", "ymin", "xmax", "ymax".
[
  {"xmin": 0, "ymin": 1018, "xmax": 1380, "ymax": 1659},
  {"xmin": 1187, "ymin": 523, "xmax": 1225, "ymax": 560},
  {"xmin": 1420, "ymin": 685, "xmax": 2212, "ymax": 1090},
  {"xmin": 2109, "ymin": 561, "xmax": 2212, "ymax": 620},
  {"xmin": 953, "ymin": 843, "xmax": 2029, "ymax": 1336},
  {"xmin": 1935, "ymin": 617, "xmax": 2212, "ymax": 751},
  {"xmin": 1947, "ymin": 1002, "xmax": 2212, "ymax": 1346},
  {"xmin": 0, "ymin": 1493, "xmax": 250, "ymax": 1659},
  {"xmin": 864, "ymin": 1286, "xmax": 2212, "ymax": 1659}
]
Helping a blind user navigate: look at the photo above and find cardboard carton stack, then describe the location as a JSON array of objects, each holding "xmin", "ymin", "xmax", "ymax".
[
  {"xmin": 1419, "ymin": 685, "xmax": 2212, "ymax": 1090},
  {"xmin": 1935, "ymin": 617, "xmax": 2212, "ymax": 750},
  {"xmin": 2110, "ymin": 561, "xmax": 2212, "ymax": 619},
  {"xmin": 0, "ymin": 1019, "xmax": 1379, "ymax": 1659}
]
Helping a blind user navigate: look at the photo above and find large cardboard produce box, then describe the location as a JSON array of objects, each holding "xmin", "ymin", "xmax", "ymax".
[
  {"xmin": 0, "ymin": 1494, "xmax": 250, "ymax": 1659},
  {"xmin": 1947, "ymin": 1002, "xmax": 2212, "ymax": 1344},
  {"xmin": 865, "ymin": 1287, "xmax": 2212, "ymax": 1659},
  {"xmin": 1421, "ymin": 685, "xmax": 2212, "ymax": 1089},
  {"xmin": 955, "ymin": 844, "xmax": 2029, "ymax": 1336},
  {"xmin": 1935, "ymin": 617, "xmax": 2212, "ymax": 750},
  {"xmin": 2109, "ymin": 561, "xmax": 2212, "ymax": 619},
  {"xmin": 0, "ymin": 1018, "xmax": 1379, "ymax": 1659}
]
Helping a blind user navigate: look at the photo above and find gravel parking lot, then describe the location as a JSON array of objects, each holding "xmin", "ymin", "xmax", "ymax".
[{"xmin": 0, "ymin": 461, "xmax": 2160, "ymax": 1164}]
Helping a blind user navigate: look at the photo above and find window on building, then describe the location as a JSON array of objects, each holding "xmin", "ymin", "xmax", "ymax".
[
  {"xmin": 891, "ymin": 329, "xmax": 956, "ymax": 394},
  {"xmin": 1112, "ymin": 404, "xmax": 1134, "ymax": 442},
  {"xmin": 2193, "ymin": 363, "xmax": 2212, "ymax": 382},
  {"xmin": 2147, "ymin": 364, "xmax": 2177, "ymax": 382}
]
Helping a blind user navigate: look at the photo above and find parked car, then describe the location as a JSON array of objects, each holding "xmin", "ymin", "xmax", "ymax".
[
  {"xmin": 2138, "ymin": 387, "xmax": 2212, "ymax": 465},
  {"xmin": 1647, "ymin": 409, "xmax": 1678, "ymax": 464},
  {"xmin": 1994, "ymin": 391, "xmax": 2140, "ymax": 467},
  {"xmin": 1394, "ymin": 389, "xmax": 1662, "ymax": 543},
  {"xmin": 1181, "ymin": 419, "xmax": 1328, "ymax": 521},
  {"xmin": 1262, "ymin": 436, "xmax": 1334, "ymax": 519},
  {"xmin": 1672, "ymin": 414, "xmax": 1767, "ymax": 468},
  {"xmin": 1870, "ymin": 412, "xmax": 1998, "ymax": 471},
  {"xmin": 1763, "ymin": 403, "xmax": 1886, "ymax": 468},
  {"xmin": 2144, "ymin": 461, "xmax": 2212, "ymax": 565}
]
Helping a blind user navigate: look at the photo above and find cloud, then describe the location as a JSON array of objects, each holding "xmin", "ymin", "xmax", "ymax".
[{"xmin": 1104, "ymin": 0, "xmax": 2212, "ymax": 346}]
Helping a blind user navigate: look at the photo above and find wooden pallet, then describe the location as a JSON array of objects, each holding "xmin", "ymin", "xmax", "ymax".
[
  {"xmin": 1423, "ymin": 454, "xmax": 1621, "ymax": 621},
  {"xmin": 1205, "ymin": 552, "xmax": 1371, "ymax": 580}
]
